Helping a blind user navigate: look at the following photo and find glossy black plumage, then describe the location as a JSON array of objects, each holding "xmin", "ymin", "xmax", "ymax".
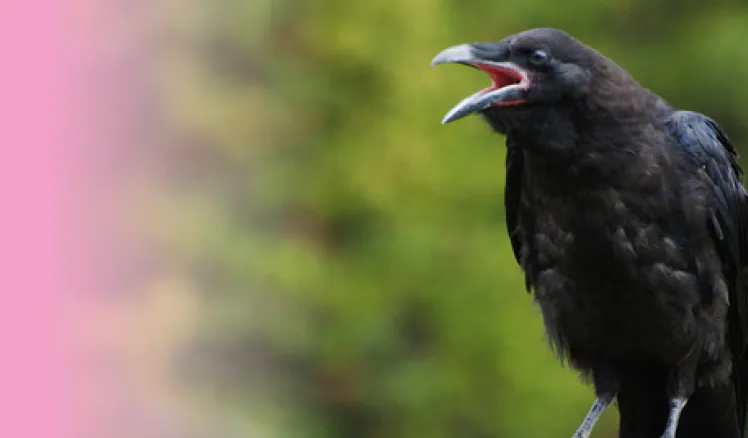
[{"xmin": 435, "ymin": 28, "xmax": 748, "ymax": 437}]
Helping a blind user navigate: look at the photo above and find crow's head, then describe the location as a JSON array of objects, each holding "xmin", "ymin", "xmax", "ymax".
[{"xmin": 432, "ymin": 28, "xmax": 604, "ymax": 127}]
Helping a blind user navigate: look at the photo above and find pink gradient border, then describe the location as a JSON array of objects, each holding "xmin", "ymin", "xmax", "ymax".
[{"xmin": 0, "ymin": 1, "xmax": 111, "ymax": 436}]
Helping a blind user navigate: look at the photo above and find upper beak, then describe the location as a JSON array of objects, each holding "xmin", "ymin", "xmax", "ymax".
[
  {"xmin": 431, "ymin": 44, "xmax": 530, "ymax": 125},
  {"xmin": 430, "ymin": 44, "xmax": 483, "ymax": 68}
]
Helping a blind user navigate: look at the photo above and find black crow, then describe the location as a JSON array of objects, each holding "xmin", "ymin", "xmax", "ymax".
[{"xmin": 432, "ymin": 28, "xmax": 748, "ymax": 438}]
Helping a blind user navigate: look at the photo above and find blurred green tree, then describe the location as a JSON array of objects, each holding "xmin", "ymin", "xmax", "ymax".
[{"xmin": 142, "ymin": 0, "xmax": 748, "ymax": 437}]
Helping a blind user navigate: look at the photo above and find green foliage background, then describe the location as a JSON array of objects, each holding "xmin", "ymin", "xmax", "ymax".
[{"xmin": 141, "ymin": 1, "xmax": 748, "ymax": 437}]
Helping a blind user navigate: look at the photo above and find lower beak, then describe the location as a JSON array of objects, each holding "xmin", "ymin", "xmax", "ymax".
[{"xmin": 431, "ymin": 44, "xmax": 530, "ymax": 124}]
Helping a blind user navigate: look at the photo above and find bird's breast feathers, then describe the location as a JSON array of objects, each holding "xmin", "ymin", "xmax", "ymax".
[{"xmin": 521, "ymin": 184, "xmax": 723, "ymax": 362}]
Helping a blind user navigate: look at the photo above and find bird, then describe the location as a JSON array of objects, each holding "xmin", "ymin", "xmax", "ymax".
[{"xmin": 431, "ymin": 28, "xmax": 748, "ymax": 438}]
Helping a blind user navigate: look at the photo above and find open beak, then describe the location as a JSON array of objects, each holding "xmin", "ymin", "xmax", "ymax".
[{"xmin": 431, "ymin": 44, "xmax": 531, "ymax": 124}]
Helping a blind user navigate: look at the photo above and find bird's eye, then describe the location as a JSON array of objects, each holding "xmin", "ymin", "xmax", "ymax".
[{"xmin": 529, "ymin": 49, "xmax": 549, "ymax": 66}]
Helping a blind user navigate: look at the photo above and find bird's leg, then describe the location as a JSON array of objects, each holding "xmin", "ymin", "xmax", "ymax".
[
  {"xmin": 572, "ymin": 368, "xmax": 618, "ymax": 438},
  {"xmin": 660, "ymin": 355, "xmax": 698, "ymax": 438},
  {"xmin": 572, "ymin": 394, "xmax": 615, "ymax": 438},
  {"xmin": 660, "ymin": 397, "xmax": 688, "ymax": 438}
]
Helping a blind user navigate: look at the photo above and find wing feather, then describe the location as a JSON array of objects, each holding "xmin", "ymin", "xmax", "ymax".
[
  {"xmin": 667, "ymin": 110, "xmax": 748, "ymax": 434},
  {"xmin": 505, "ymin": 137, "xmax": 534, "ymax": 292}
]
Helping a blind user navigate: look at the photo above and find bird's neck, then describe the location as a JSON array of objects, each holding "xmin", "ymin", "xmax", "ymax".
[
  {"xmin": 514, "ymin": 123, "xmax": 663, "ymax": 195},
  {"xmin": 585, "ymin": 72, "xmax": 673, "ymax": 125}
]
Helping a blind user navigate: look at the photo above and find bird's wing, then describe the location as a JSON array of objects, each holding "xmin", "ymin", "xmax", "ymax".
[
  {"xmin": 666, "ymin": 110, "xmax": 748, "ymax": 433},
  {"xmin": 505, "ymin": 137, "xmax": 532, "ymax": 291}
]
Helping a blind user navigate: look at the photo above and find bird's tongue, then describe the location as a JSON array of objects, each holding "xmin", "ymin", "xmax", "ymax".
[{"xmin": 476, "ymin": 64, "xmax": 523, "ymax": 93}]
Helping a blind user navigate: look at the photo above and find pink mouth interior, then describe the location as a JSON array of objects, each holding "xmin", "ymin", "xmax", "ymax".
[
  {"xmin": 475, "ymin": 64, "xmax": 526, "ymax": 107},
  {"xmin": 476, "ymin": 64, "xmax": 523, "ymax": 91}
]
